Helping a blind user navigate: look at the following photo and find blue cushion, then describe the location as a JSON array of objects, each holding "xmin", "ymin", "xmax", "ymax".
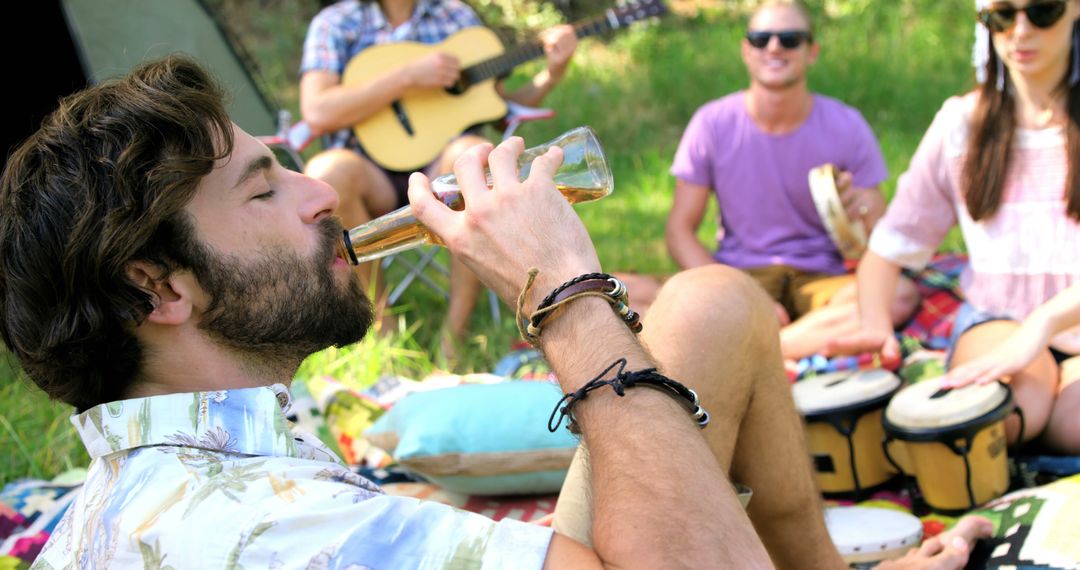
[{"xmin": 365, "ymin": 382, "xmax": 578, "ymax": 495}]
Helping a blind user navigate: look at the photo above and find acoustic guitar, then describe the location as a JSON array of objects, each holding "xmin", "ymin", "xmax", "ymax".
[{"xmin": 342, "ymin": 0, "xmax": 667, "ymax": 172}]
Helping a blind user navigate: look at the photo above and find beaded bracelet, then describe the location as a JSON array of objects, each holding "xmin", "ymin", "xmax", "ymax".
[
  {"xmin": 548, "ymin": 358, "xmax": 710, "ymax": 434},
  {"xmin": 516, "ymin": 269, "xmax": 642, "ymax": 347}
]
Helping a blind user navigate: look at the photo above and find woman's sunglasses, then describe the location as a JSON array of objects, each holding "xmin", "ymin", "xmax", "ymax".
[
  {"xmin": 978, "ymin": 0, "xmax": 1069, "ymax": 33},
  {"xmin": 745, "ymin": 30, "xmax": 814, "ymax": 49}
]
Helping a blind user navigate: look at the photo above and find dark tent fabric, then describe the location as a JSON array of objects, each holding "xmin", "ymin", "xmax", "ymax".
[{"xmin": 3, "ymin": 0, "xmax": 279, "ymax": 161}]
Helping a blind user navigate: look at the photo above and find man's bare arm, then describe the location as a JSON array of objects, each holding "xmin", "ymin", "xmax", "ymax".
[
  {"xmin": 300, "ymin": 52, "xmax": 461, "ymax": 135},
  {"xmin": 408, "ymin": 139, "xmax": 771, "ymax": 567},
  {"xmin": 666, "ymin": 179, "xmax": 716, "ymax": 269}
]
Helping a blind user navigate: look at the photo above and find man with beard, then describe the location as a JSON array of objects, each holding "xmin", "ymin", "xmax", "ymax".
[
  {"xmin": 659, "ymin": 0, "xmax": 920, "ymax": 362},
  {"xmin": 0, "ymin": 56, "xmax": 988, "ymax": 568}
]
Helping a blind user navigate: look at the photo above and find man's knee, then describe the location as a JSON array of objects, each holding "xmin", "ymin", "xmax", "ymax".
[
  {"xmin": 653, "ymin": 265, "xmax": 776, "ymax": 332},
  {"xmin": 305, "ymin": 149, "xmax": 373, "ymax": 196},
  {"xmin": 442, "ymin": 134, "xmax": 490, "ymax": 166},
  {"xmin": 661, "ymin": 265, "xmax": 773, "ymax": 310}
]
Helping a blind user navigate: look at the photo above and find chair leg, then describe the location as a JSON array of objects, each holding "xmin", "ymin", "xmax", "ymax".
[{"xmin": 487, "ymin": 289, "xmax": 501, "ymax": 322}]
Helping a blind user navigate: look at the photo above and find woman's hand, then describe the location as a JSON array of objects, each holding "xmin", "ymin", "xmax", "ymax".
[{"xmin": 943, "ymin": 317, "xmax": 1051, "ymax": 388}]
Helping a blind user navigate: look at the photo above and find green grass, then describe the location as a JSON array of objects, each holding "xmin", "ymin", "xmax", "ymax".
[{"xmin": 0, "ymin": 1, "xmax": 976, "ymax": 486}]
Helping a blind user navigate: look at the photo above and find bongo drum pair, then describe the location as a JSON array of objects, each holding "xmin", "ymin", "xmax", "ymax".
[
  {"xmin": 883, "ymin": 377, "xmax": 1017, "ymax": 514},
  {"xmin": 795, "ymin": 369, "xmax": 1017, "ymax": 513},
  {"xmin": 808, "ymin": 163, "xmax": 867, "ymax": 261}
]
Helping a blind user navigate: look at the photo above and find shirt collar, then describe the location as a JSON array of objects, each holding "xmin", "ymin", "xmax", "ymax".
[
  {"xmin": 366, "ymin": 0, "xmax": 441, "ymax": 30},
  {"xmin": 71, "ymin": 384, "xmax": 312, "ymax": 460}
]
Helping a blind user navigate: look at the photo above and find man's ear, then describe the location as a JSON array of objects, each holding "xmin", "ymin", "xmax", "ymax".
[
  {"xmin": 125, "ymin": 260, "xmax": 194, "ymax": 326},
  {"xmin": 807, "ymin": 41, "xmax": 821, "ymax": 65}
]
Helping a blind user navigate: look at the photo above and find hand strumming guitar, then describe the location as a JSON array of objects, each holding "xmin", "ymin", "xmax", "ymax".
[{"xmin": 406, "ymin": 52, "xmax": 462, "ymax": 90}]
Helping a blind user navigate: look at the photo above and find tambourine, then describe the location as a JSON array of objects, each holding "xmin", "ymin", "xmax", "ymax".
[{"xmin": 808, "ymin": 164, "xmax": 867, "ymax": 261}]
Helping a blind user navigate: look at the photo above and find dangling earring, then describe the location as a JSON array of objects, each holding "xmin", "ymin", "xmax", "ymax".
[
  {"xmin": 1070, "ymin": 24, "xmax": 1079, "ymax": 87},
  {"xmin": 996, "ymin": 56, "xmax": 1006, "ymax": 92}
]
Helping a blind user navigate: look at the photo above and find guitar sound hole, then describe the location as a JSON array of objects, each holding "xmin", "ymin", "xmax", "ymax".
[{"xmin": 445, "ymin": 80, "xmax": 469, "ymax": 96}]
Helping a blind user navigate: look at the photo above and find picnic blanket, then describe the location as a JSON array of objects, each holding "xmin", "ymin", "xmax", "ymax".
[
  {"xmin": 0, "ymin": 470, "xmax": 84, "ymax": 569},
  {"xmin": 794, "ymin": 253, "xmax": 967, "ymax": 380}
]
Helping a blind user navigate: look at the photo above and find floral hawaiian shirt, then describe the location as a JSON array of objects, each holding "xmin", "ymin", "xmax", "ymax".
[{"xmin": 31, "ymin": 384, "xmax": 552, "ymax": 569}]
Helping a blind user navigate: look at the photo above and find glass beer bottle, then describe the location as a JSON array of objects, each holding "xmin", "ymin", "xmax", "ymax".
[{"xmin": 339, "ymin": 126, "xmax": 613, "ymax": 265}]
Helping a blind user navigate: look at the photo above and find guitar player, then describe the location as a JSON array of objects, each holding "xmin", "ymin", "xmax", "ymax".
[{"xmin": 299, "ymin": 0, "xmax": 576, "ymax": 351}]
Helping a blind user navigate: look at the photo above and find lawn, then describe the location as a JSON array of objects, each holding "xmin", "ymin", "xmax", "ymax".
[{"xmin": 0, "ymin": 0, "xmax": 974, "ymax": 486}]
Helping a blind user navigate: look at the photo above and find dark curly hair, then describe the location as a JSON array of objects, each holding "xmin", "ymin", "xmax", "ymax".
[{"xmin": 0, "ymin": 56, "xmax": 234, "ymax": 411}]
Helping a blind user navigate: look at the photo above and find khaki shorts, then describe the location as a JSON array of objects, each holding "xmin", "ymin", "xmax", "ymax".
[{"xmin": 743, "ymin": 265, "xmax": 854, "ymax": 320}]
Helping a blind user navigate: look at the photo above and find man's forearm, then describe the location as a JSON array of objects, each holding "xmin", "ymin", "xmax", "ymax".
[
  {"xmin": 301, "ymin": 69, "xmax": 413, "ymax": 135},
  {"xmin": 539, "ymin": 298, "xmax": 770, "ymax": 567},
  {"xmin": 503, "ymin": 68, "xmax": 565, "ymax": 108},
  {"xmin": 666, "ymin": 228, "xmax": 716, "ymax": 269}
]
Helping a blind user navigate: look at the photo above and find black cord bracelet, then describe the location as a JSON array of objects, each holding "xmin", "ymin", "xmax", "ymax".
[{"xmin": 548, "ymin": 358, "xmax": 710, "ymax": 434}]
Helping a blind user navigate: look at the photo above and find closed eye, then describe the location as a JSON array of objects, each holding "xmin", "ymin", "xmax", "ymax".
[{"xmin": 252, "ymin": 189, "xmax": 276, "ymax": 201}]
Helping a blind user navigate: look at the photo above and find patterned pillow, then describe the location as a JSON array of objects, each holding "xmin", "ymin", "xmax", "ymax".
[{"xmin": 966, "ymin": 474, "xmax": 1080, "ymax": 569}]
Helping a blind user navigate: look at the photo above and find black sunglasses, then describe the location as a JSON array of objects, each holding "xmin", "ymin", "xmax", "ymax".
[
  {"xmin": 978, "ymin": 0, "xmax": 1069, "ymax": 33},
  {"xmin": 745, "ymin": 30, "xmax": 814, "ymax": 49}
]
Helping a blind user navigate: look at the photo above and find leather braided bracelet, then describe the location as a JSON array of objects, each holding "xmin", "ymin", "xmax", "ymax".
[
  {"xmin": 549, "ymin": 358, "xmax": 710, "ymax": 434},
  {"xmin": 516, "ymin": 269, "xmax": 642, "ymax": 347}
]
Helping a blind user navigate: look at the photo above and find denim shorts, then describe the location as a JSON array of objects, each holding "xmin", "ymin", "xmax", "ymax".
[{"xmin": 948, "ymin": 302, "xmax": 1076, "ymax": 366}]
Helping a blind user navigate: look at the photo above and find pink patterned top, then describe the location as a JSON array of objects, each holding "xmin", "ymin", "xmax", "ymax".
[{"xmin": 869, "ymin": 92, "xmax": 1080, "ymax": 352}]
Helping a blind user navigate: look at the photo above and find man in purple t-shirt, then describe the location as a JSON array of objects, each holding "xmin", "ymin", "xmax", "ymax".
[{"xmin": 666, "ymin": 0, "xmax": 918, "ymax": 360}]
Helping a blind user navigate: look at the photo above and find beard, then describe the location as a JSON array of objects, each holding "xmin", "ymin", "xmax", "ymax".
[{"xmin": 176, "ymin": 216, "xmax": 372, "ymax": 364}]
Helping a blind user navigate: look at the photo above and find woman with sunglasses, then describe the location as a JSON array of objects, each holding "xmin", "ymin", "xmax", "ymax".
[{"xmin": 831, "ymin": 0, "xmax": 1080, "ymax": 452}]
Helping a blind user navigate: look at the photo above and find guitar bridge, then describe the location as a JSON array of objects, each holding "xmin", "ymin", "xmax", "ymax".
[{"xmin": 391, "ymin": 100, "xmax": 415, "ymax": 136}]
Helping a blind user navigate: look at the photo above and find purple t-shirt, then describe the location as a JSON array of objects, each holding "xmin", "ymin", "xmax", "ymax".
[{"xmin": 671, "ymin": 92, "xmax": 888, "ymax": 275}]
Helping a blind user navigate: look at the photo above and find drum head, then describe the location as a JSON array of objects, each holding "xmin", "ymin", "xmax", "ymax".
[
  {"xmin": 885, "ymin": 376, "xmax": 1011, "ymax": 436},
  {"xmin": 808, "ymin": 163, "xmax": 867, "ymax": 261},
  {"xmin": 825, "ymin": 506, "xmax": 923, "ymax": 564},
  {"xmin": 794, "ymin": 369, "xmax": 902, "ymax": 416}
]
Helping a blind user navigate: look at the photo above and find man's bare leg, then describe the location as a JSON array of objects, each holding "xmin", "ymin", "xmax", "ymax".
[
  {"xmin": 305, "ymin": 149, "xmax": 399, "ymax": 333},
  {"xmin": 611, "ymin": 272, "xmax": 663, "ymax": 318},
  {"xmin": 780, "ymin": 277, "xmax": 921, "ymax": 361},
  {"xmin": 555, "ymin": 265, "xmax": 844, "ymax": 569}
]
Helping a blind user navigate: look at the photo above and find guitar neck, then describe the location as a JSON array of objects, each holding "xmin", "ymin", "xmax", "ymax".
[{"xmin": 462, "ymin": 14, "xmax": 622, "ymax": 85}]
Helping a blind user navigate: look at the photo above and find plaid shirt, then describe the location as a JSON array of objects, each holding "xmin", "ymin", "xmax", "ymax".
[{"xmin": 300, "ymin": 0, "xmax": 483, "ymax": 151}]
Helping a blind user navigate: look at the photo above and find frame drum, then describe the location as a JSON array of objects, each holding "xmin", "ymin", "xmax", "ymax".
[
  {"xmin": 825, "ymin": 506, "xmax": 923, "ymax": 566},
  {"xmin": 809, "ymin": 163, "xmax": 867, "ymax": 261}
]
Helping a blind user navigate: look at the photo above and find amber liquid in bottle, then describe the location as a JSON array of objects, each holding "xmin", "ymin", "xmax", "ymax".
[{"xmin": 343, "ymin": 182, "xmax": 610, "ymax": 264}]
